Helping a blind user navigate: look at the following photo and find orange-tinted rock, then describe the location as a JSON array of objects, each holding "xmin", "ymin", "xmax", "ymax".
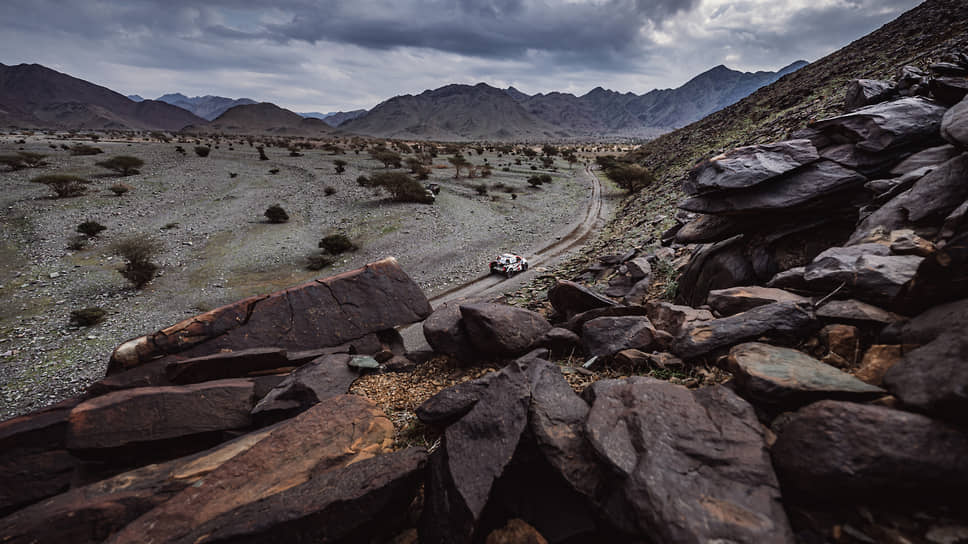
[
  {"xmin": 855, "ymin": 345, "xmax": 905, "ymax": 385},
  {"xmin": 108, "ymin": 258, "xmax": 431, "ymax": 373},
  {"xmin": 485, "ymin": 519, "xmax": 549, "ymax": 544}
]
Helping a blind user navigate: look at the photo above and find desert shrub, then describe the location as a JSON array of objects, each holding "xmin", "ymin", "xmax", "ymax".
[
  {"xmin": 110, "ymin": 183, "xmax": 132, "ymax": 196},
  {"xmin": 501, "ymin": 167, "xmax": 511, "ymax": 172},
  {"xmin": 474, "ymin": 183, "xmax": 488, "ymax": 195},
  {"xmin": 289, "ymin": 148, "xmax": 302, "ymax": 157},
  {"xmin": 318, "ymin": 233, "xmax": 357, "ymax": 254},
  {"xmin": 268, "ymin": 168, "xmax": 280, "ymax": 175},
  {"xmin": 306, "ymin": 253, "xmax": 334, "ymax": 271},
  {"xmin": 70, "ymin": 307, "xmax": 106, "ymax": 326},
  {"xmin": 76, "ymin": 220, "xmax": 106, "ymax": 237},
  {"xmin": 95, "ymin": 155, "xmax": 144, "ymax": 176},
  {"xmin": 539, "ymin": 174, "xmax": 552, "ymax": 184},
  {"xmin": 69, "ymin": 144, "xmax": 103, "ymax": 156},
  {"xmin": 194, "ymin": 146, "xmax": 210, "ymax": 157},
  {"xmin": 370, "ymin": 149, "xmax": 402, "ymax": 168},
  {"xmin": 367, "ymin": 171, "xmax": 434, "ymax": 203},
  {"xmin": 162, "ymin": 222, "xmax": 180, "ymax": 230},
  {"xmin": 511, "ymin": 193, "xmax": 517, "ymax": 200},
  {"xmin": 527, "ymin": 175, "xmax": 544, "ymax": 187},
  {"xmin": 264, "ymin": 204, "xmax": 289, "ymax": 223},
  {"xmin": 257, "ymin": 146, "xmax": 268, "ymax": 160},
  {"xmin": 31, "ymin": 174, "xmax": 91, "ymax": 198},
  {"xmin": 333, "ymin": 159, "xmax": 347, "ymax": 174},
  {"xmin": 66, "ymin": 235, "xmax": 88, "ymax": 250},
  {"xmin": 0, "ymin": 155, "xmax": 26, "ymax": 171},
  {"xmin": 16, "ymin": 151, "xmax": 47, "ymax": 167},
  {"xmin": 356, "ymin": 175, "xmax": 370, "ymax": 186},
  {"xmin": 229, "ymin": 172, "xmax": 238, "ymax": 178},
  {"xmin": 112, "ymin": 235, "xmax": 162, "ymax": 288},
  {"xmin": 604, "ymin": 163, "xmax": 655, "ymax": 192},
  {"xmin": 324, "ymin": 186, "xmax": 336, "ymax": 196}
]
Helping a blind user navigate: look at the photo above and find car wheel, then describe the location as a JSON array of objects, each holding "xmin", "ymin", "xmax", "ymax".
[{"xmin": 523, "ymin": 263, "xmax": 528, "ymax": 271}]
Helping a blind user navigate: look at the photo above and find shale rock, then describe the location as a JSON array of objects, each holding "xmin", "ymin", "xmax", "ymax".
[
  {"xmin": 674, "ymin": 302, "xmax": 816, "ymax": 359},
  {"xmin": 460, "ymin": 303, "xmax": 552, "ymax": 357},
  {"xmin": 108, "ymin": 395, "xmax": 393, "ymax": 544},
  {"xmin": 815, "ymin": 299, "xmax": 903, "ymax": 325},
  {"xmin": 803, "ymin": 244, "xmax": 923, "ymax": 302},
  {"xmin": 684, "ymin": 139, "xmax": 819, "ymax": 195},
  {"xmin": 585, "ymin": 380, "xmax": 794, "ymax": 543},
  {"xmin": 676, "ymin": 236, "xmax": 757, "ymax": 307},
  {"xmin": 707, "ymin": 286, "xmax": 810, "ymax": 316},
  {"xmin": 416, "ymin": 372, "xmax": 498, "ymax": 426},
  {"xmin": 548, "ymin": 280, "xmax": 616, "ymax": 320},
  {"xmin": 109, "ymin": 258, "xmax": 431, "ymax": 373},
  {"xmin": 929, "ymin": 77, "xmax": 968, "ymax": 106},
  {"xmin": 942, "ymin": 96, "xmax": 968, "ymax": 148},
  {"xmin": 809, "ymin": 97, "xmax": 947, "ymax": 153},
  {"xmin": 772, "ymin": 401, "xmax": 968, "ymax": 500},
  {"xmin": 164, "ymin": 347, "xmax": 289, "ymax": 384},
  {"xmin": 251, "ymin": 354, "xmax": 359, "ymax": 423},
  {"xmin": 883, "ymin": 331, "xmax": 968, "ymax": 425},
  {"xmin": 728, "ymin": 343, "xmax": 883, "ymax": 410},
  {"xmin": 889, "ymin": 144, "xmax": 961, "ymax": 175},
  {"xmin": 845, "ymin": 79, "xmax": 896, "ymax": 110},
  {"xmin": 562, "ymin": 305, "xmax": 650, "ymax": 333},
  {"xmin": 581, "ymin": 316, "xmax": 657, "ymax": 357},
  {"xmin": 423, "ymin": 299, "xmax": 477, "ymax": 361}
]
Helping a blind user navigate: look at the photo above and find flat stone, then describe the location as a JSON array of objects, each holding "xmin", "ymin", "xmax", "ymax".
[
  {"xmin": 164, "ymin": 347, "xmax": 289, "ymax": 384},
  {"xmin": 644, "ymin": 301, "xmax": 714, "ymax": 336},
  {"xmin": 251, "ymin": 354, "xmax": 358, "ymax": 423},
  {"xmin": 772, "ymin": 400, "xmax": 968, "ymax": 500},
  {"xmin": 884, "ymin": 331, "xmax": 968, "ymax": 425},
  {"xmin": 108, "ymin": 395, "xmax": 393, "ymax": 544},
  {"xmin": 930, "ymin": 77, "xmax": 968, "ymax": 106},
  {"xmin": 109, "ymin": 258, "xmax": 431, "ymax": 373},
  {"xmin": 562, "ymin": 304, "xmax": 650, "ymax": 333},
  {"xmin": 810, "ymin": 97, "xmax": 948, "ymax": 153},
  {"xmin": 816, "ymin": 299, "xmax": 903, "ymax": 325},
  {"xmin": 803, "ymin": 244, "xmax": 923, "ymax": 302},
  {"xmin": 845, "ymin": 79, "xmax": 896, "ymax": 110},
  {"xmin": 675, "ymin": 214, "xmax": 743, "ymax": 244},
  {"xmin": 680, "ymin": 160, "xmax": 866, "ymax": 215},
  {"xmin": 536, "ymin": 327, "xmax": 580, "ymax": 355},
  {"xmin": 415, "ymin": 372, "xmax": 498, "ymax": 426},
  {"xmin": 548, "ymin": 280, "xmax": 616, "ymax": 320},
  {"xmin": 819, "ymin": 143, "xmax": 905, "ymax": 175},
  {"xmin": 581, "ymin": 316, "xmax": 657, "ymax": 358},
  {"xmin": 65, "ymin": 380, "xmax": 255, "ymax": 451},
  {"xmin": 625, "ymin": 257, "xmax": 652, "ymax": 281},
  {"xmin": 460, "ymin": 302, "xmax": 552, "ymax": 358},
  {"xmin": 707, "ymin": 286, "xmax": 810, "ymax": 316},
  {"xmin": 585, "ymin": 380, "xmax": 794, "ymax": 543},
  {"xmin": 673, "ymin": 302, "xmax": 816, "ymax": 360},
  {"xmin": 942, "ymin": 96, "xmax": 968, "ymax": 148},
  {"xmin": 728, "ymin": 342, "xmax": 883, "ymax": 410},
  {"xmin": 684, "ymin": 139, "xmax": 819, "ymax": 195},
  {"xmin": 889, "ymin": 144, "xmax": 961, "ymax": 176}
]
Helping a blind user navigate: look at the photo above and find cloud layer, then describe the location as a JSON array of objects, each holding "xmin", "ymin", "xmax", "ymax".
[{"xmin": 0, "ymin": 0, "xmax": 921, "ymax": 112}]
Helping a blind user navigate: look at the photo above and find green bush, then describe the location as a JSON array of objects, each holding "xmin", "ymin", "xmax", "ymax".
[
  {"xmin": 110, "ymin": 183, "xmax": 132, "ymax": 196},
  {"xmin": 69, "ymin": 144, "xmax": 103, "ymax": 156},
  {"xmin": 367, "ymin": 171, "xmax": 435, "ymax": 204},
  {"xmin": 604, "ymin": 163, "xmax": 655, "ymax": 192},
  {"xmin": 31, "ymin": 174, "xmax": 91, "ymax": 198},
  {"xmin": 70, "ymin": 307, "xmax": 106, "ymax": 326},
  {"xmin": 306, "ymin": 253, "xmax": 334, "ymax": 271},
  {"xmin": 112, "ymin": 235, "xmax": 162, "ymax": 288},
  {"xmin": 66, "ymin": 235, "xmax": 88, "ymax": 250},
  {"xmin": 324, "ymin": 186, "xmax": 336, "ymax": 196},
  {"xmin": 77, "ymin": 220, "xmax": 106, "ymax": 237},
  {"xmin": 474, "ymin": 183, "xmax": 488, "ymax": 195},
  {"xmin": 194, "ymin": 146, "xmax": 210, "ymax": 157},
  {"xmin": 264, "ymin": 204, "xmax": 289, "ymax": 223},
  {"xmin": 95, "ymin": 155, "xmax": 143, "ymax": 176},
  {"xmin": 319, "ymin": 233, "xmax": 357, "ymax": 254}
]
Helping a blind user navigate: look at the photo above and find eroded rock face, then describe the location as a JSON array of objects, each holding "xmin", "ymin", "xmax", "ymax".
[
  {"xmin": 460, "ymin": 303, "xmax": 552, "ymax": 358},
  {"xmin": 584, "ymin": 380, "xmax": 794, "ymax": 543},
  {"xmin": 809, "ymin": 97, "xmax": 948, "ymax": 153},
  {"xmin": 771, "ymin": 401, "xmax": 968, "ymax": 500},
  {"xmin": 684, "ymin": 139, "xmax": 820, "ymax": 195},
  {"xmin": 728, "ymin": 343, "xmax": 884, "ymax": 411},
  {"xmin": 109, "ymin": 257, "xmax": 431, "ymax": 373},
  {"xmin": 883, "ymin": 331, "xmax": 968, "ymax": 425},
  {"xmin": 107, "ymin": 395, "xmax": 393, "ymax": 544}
]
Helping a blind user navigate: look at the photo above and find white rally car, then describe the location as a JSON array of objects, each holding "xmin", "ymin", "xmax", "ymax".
[{"xmin": 489, "ymin": 253, "xmax": 529, "ymax": 278}]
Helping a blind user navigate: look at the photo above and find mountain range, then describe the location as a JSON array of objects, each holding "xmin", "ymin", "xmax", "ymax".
[{"xmin": 0, "ymin": 60, "xmax": 805, "ymax": 139}]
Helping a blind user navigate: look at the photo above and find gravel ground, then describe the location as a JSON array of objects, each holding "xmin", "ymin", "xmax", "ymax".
[{"xmin": 0, "ymin": 133, "xmax": 591, "ymax": 421}]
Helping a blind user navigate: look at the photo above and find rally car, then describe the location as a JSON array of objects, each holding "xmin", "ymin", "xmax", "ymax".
[{"xmin": 489, "ymin": 253, "xmax": 529, "ymax": 278}]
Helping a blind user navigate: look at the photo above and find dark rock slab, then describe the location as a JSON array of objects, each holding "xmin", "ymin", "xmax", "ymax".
[
  {"xmin": 707, "ymin": 286, "xmax": 810, "ymax": 316},
  {"xmin": 0, "ymin": 426, "xmax": 276, "ymax": 544},
  {"xmin": 771, "ymin": 400, "xmax": 968, "ymax": 500},
  {"xmin": 803, "ymin": 244, "xmax": 922, "ymax": 302},
  {"xmin": 684, "ymin": 139, "xmax": 819, "ymax": 195},
  {"xmin": 548, "ymin": 280, "xmax": 616, "ymax": 320},
  {"xmin": 415, "ymin": 371, "xmax": 498, "ymax": 426},
  {"xmin": 889, "ymin": 144, "xmax": 961, "ymax": 176},
  {"xmin": 66, "ymin": 380, "xmax": 255, "ymax": 452},
  {"xmin": 461, "ymin": 302, "xmax": 552, "ymax": 358},
  {"xmin": 585, "ymin": 380, "xmax": 794, "ymax": 543},
  {"xmin": 423, "ymin": 299, "xmax": 477, "ymax": 361},
  {"xmin": 643, "ymin": 301, "xmax": 714, "ymax": 337},
  {"xmin": 420, "ymin": 362, "xmax": 531, "ymax": 543},
  {"xmin": 562, "ymin": 304, "xmax": 650, "ymax": 333},
  {"xmin": 895, "ymin": 229, "xmax": 968, "ymax": 313},
  {"xmin": 850, "ymin": 153, "xmax": 968, "ymax": 244},
  {"xmin": 164, "ymin": 347, "xmax": 289, "ymax": 384},
  {"xmin": 536, "ymin": 326, "xmax": 580, "ymax": 355},
  {"xmin": 676, "ymin": 236, "xmax": 757, "ymax": 307},
  {"xmin": 767, "ymin": 266, "xmax": 811, "ymax": 292},
  {"xmin": 674, "ymin": 302, "xmax": 816, "ymax": 360},
  {"xmin": 816, "ymin": 299, "xmax": 903, "ymax": 325},
  {"xmin": 931, "ymin": 62, "xmax": 968, "ymax": 77},
  {"xmin": 626, "ymin": 257, "xmax": 652, "ymax": 280},
  {"xmin": 883, "ymin": 331, "xmax": 968, "ymax": 425},
  {"xmin": 675, "ymin": 213, "xmax": 743, "ymax": 244},
  {"xmin": 943, "ymin": 97, "xmax": 968, "ymax": 149},
  {"xmin": 883, "ymin": 297, "xmax": 968, "ymax": 346},
  {"xmin": 108, "ymin": 257, "xmax": 431, "ymax": 373},
  {"xmin": 819, "ymin": 143, "xmax": 905, "ymax": 175},
  {"xmin": 179, "ymin": 448, "xmax": 426, "ymax": 544},
  {"xmin": 251, "ymin": 354, "xmax": 358, "ymax": 423},
  {"xmin": 728, "ymin": 342, "xmax": 883, "ymax": 410},
  {"xmin": 108, "ymin": 395, "xmax": 393, "ymax": 544},
  {"xmin": 845, "ymin": 79, "xmax": 896, "ymax": 110},
  {"xmin": 680, "ymin": 160, "xmax": 866, "ymax": 215},
  {"xmin": 809, "ymin": 97, "xmax": 947, "ymax": 153},
  {"xmin": 580, "ymin": 316, "xmax": 657, "ymax": 358},
  {"xmin": 929, "ymin": 77, "xmax": 968, "ymax": 106},
  {"xmin": 88, "ymin": 360, "xmax": 172, "ymax": 396}
]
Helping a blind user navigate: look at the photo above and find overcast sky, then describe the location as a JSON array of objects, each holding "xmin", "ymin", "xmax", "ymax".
[{"xmin": 1, "ymin": 0, "xmax": 921, "ymax": 113}]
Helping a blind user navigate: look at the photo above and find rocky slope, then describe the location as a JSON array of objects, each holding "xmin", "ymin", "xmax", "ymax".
[
  {"xmin": 155, "ymin": 93, "xmax": 258, "ymax": 121},
  {"xmin": 0, "ymin": 63, "xmax": 206, "ymax": 131},
  {"xmin": 184, "ymin": 102, "xmax": 335, "ymax": 135}
]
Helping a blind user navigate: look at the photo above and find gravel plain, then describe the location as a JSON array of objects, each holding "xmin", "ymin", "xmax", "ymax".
[{"xmin": 0, "ymin": 133, "xmax": 592, "ymax": 420}]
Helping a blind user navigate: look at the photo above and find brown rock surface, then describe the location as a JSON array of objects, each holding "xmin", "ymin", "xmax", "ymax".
[
  {"xmin": 548, "ymin": 280, "xmax": 616, "ymax": 319},
  {"xmin": 108, "ymin": 257, "xmax": 431, "ymax": 373},
  {"xmin": 855, "ymin": 344, "xmax": 905, "ymax": 385},
  {"xmin": 164, "ymin": 347, "xmax": 290, "ymax": 384},
  {"xmin": 707, "ymin": 286, "xmax": 810, "ymax": 316},
  {"xmin": 107, "ymin": 394, "xmax": 393, "ymax": 544},
  {"xmin": 673, "ymin": 302, "xmax": 816, "ymax": 359},
  {"xmin": 460, "ymin": 302, "xmax": 552, "ymax": 358}
]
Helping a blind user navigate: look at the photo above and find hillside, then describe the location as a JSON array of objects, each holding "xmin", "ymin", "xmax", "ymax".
[
  {"xmin": 156, "ymin": 93, "xmax": 258, "ymax": 121},
  {"xmin": 593, "ymin": 0, "xmax": 968, "ymax": 255},
  {"xmin": 339, "ymin": 83, "xmax": 563, "ymax": 141},
  {"xmin": 186, "ymin": 102, "xmax": 335, "ymax": 135},
  {"xmin": 0, "ymin": 63, "xmax": 206, "ymax": 131}
]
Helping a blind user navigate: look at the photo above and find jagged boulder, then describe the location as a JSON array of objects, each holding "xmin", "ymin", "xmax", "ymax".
[
  {"xmin": 676, "ymin": 236, "xmax": 757, "ymax": 307},
  {"xmin": 942, "ymin": 95, "xmax": 968, "ymax": 148},
  {"xmin": 585, "ymin": 379, "xmax": 794, "ymax": 543},
  {"xmin": 164, "ymin": 347, "xmax": 290, "ymax": 384},
  {"xmin": 845, "ymin": 79, "xmax": 896, "ymax": 110},
  {"xmin": 930, "ymin": 77, "xmax": 968, "ymax": 106},
  {"xmin": 728, "ymin": 343, "xmax": 884, "ymax": 411},
  {"xmin": 108, "ymin": 258, "xmax": 431, "ymax": 373},
  {"xmin": 251, "ymin": 354, "xmax": 359, "ymax": 423},
  {"xmin": 107, "ymin": 395, "xmax": 393, "ymax": 544},
  {"xmin": 772, "ymin": 401, "xmax": 968, "ymax": 500},
  {"xmin": 889, "ymin": 144, "xmax": 961, "ymax": 175},
  {"xmin": 883, "ymin": 331, "xmax": 968, "ymax": 425},
  {"xmin": 460, "ymin": 303, "xmax": 552, "ymax": 358},
  {"xmin": 809, "ymin": 97, "xmax": 947, "ymax": 153},
  {"xmin": 815, "ymin": 299, "xmax": 904, "ymax": 325},
  {"xmin": 580, "ymin": 316, "xmax": 658, "ymax": 357},
  {"xmin": 684, "ymin": 139, "xmax": 819, "ymax": 195},
  {"xmin": 802, "ymin": 244, "xmax": 923, "ymax": 303},
  {"xmin": 548, "ymin": 280, "xmax": 616, "ymax": 319},
  {"xmin": 707, "ymin": 286, "xmax": 810, "ymax": 316},
  {"xmin": 674, "ymin": 302, "xmax": 816, "ymax": 359},
  {"xmin": 423, "ymin": 299, "xmax": 478, "ymax": 361}
]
